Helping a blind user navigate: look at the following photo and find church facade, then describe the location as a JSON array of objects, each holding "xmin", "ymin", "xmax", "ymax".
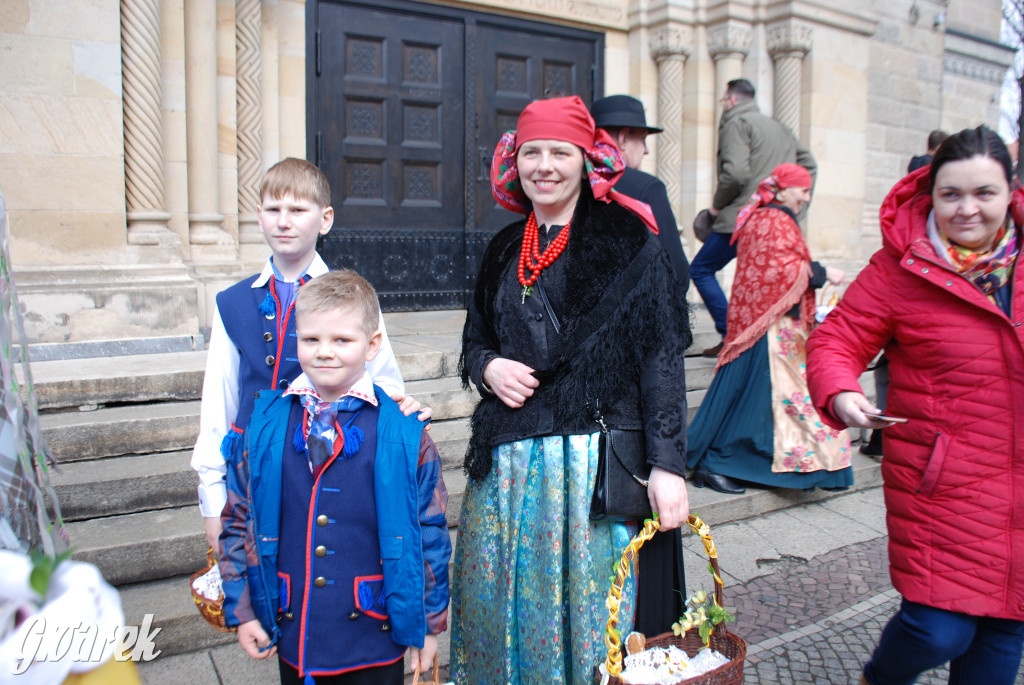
[{"xmin": 0, "ymin": 0, "xmax": 1010, "ymax": 342}]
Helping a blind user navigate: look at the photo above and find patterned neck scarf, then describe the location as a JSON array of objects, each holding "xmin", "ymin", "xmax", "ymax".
[
  {"xmin": 295, "ymin": 392, "xmax": 366, "ymax": 473},
  {"xmin": 932, "ymin": 213, "xmax": 1019, "ymax": 295}
]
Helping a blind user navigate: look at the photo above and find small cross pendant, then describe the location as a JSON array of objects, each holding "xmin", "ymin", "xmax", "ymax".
[{"xmin": 521, "ymin": 285, "xmax": 533, "ymax": 304}]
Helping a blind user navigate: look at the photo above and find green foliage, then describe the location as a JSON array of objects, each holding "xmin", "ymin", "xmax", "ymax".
[{"xmin": 28, "ymin": 548, "xmax": 73, "ymax": 600}]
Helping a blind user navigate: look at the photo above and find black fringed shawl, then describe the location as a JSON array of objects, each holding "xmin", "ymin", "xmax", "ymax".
[{"xmin": 459, "ymin": 192, "xmax": 692, "ymax": 481}]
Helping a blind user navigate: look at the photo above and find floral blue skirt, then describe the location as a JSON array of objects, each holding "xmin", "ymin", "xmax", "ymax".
[{"xmin": 450, "ymin": 434, "xmax": 637, "ymax": 685}]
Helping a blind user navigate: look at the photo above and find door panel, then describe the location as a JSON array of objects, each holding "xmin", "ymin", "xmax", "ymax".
[{"xmin": 311, "ymin": 0, "xmax": 601, "ymax": 310}]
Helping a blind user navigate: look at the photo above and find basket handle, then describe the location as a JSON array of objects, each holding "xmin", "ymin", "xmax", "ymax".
[
  {"xmin": 602, "ymin": 514, "xmax": 724, "ymax": 679},
  {"xmin": 411, "ymin": 654, "xmax": 440, "ymax": 685}
]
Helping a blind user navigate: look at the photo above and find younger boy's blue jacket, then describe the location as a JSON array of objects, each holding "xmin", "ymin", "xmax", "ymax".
[{"xmin": 218, "ymin": 385, "xmax": 451, "ymax": 653}]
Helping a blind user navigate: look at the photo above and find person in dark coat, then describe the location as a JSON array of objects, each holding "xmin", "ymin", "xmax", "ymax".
[
  {"xmin": 591, "ymin": 94, "xmax": 690, "ymax": 295},
  {"xmin": 591, "ymin": 94, "xmax": 690, "ymax": 638}
]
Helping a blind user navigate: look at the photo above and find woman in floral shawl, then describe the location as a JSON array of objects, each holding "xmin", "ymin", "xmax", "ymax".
[{"xmin": 686, "ymin": 163, "xmax": 851, "ymax": 494}]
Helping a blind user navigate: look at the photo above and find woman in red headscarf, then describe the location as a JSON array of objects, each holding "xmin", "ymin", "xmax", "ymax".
[
  {"xmin": 686, "ymin": 163, "xmax": 851, "ymax": 495},
  {"xmin": 452, "ymin": 96, "xmax": 692, "ymax": 684}
]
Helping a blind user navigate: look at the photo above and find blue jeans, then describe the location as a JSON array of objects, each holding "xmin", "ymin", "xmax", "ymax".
[
  {"xmin": 691, "ymin": 232, "xmax": 736, "ymax": 336},
  {"xmin": 864, "ymin": 599, "xmax": 1024, "ymax": 685}
]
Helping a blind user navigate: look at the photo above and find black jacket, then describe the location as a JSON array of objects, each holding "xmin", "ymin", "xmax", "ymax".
[
  {"xmin": 459, "ymin": 191, "xmax": 692, "ymax": 481},
  {"xmin": 613, "ymin": 167, "xmax": 690, "ymax": 294}
]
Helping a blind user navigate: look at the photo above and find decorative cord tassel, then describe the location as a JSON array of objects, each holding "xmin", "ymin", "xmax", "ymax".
[
  {"xmin": 219, "ymin": 430, "xmax": 241, "ymax": 459},
  {"xmin": 258, "ymin": 291, "xmax": 276, "ymax": 316},
  {"xmin": 341, "ymin": 425, "xmax": 364, "ymax": 459},
  {"xmin": 292, "ymin": 423, "xmax": 308, "ymax": 457}
]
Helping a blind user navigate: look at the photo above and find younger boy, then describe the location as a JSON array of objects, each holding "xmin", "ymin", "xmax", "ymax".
[
  {"xmin": 192, "ymin": 158, "xmax": 427, "ymax": 549},
  {"xmin": 219, "ymin": 270, "xmax": 450, "ymax": 684}
]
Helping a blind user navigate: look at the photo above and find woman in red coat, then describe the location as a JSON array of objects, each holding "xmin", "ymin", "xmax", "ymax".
[{"xmin": 806, "ymin": 126, "xmax": 1024, "ymax": 684}]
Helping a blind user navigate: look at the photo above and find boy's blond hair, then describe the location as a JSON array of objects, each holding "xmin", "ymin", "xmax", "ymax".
[
  {"xmin": 295, "ymin": 270, "xmax": 380, "ymax": 337},
  {"xmin": 259, "ymin": 157, "xmax": 331, "ymax": 208}
]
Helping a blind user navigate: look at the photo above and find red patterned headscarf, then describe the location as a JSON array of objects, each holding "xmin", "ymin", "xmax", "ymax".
[
  {"xmin": 490, "ymin": 95, "xmax": 658, "ymax": 233},
  {"xmin": 733, "ymin": 163, "xmax": 813, "ymax": 240}
]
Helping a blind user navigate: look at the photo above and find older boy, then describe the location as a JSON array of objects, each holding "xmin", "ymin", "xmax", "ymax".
[
  {"xmin": 219, "ymin": 270, "xmax": 450, "ymax": 684},
  {"xmin": 192, "ymin": 158, "xmax": 427, "ymax": 549}
]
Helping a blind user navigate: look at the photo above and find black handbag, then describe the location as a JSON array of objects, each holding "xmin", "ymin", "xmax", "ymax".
[{"xmin": 589, "ymin": 405, "xmax": 653, "ymax": 522}]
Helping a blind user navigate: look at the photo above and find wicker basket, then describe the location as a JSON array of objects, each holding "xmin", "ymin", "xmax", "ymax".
[
  {"xmin": 599, "ymin": 515, "xmax": 746, "ymax": 685},
  {"xmin": 189, "ymin": 548, "xmax": 236, "ymax": 633}
]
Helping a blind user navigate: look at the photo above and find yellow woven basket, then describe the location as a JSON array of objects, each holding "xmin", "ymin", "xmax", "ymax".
[{"xmin": 600, "ymin": 515, "xmax": 746, "ymax": 685}]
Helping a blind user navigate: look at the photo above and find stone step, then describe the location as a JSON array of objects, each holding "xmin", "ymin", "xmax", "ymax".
[
  {"xmin": 52, "ymin": 450, "xmax": 195, "ymax": 521},
  {"xmin": 27, "ymin": 351, "xmax": 206, "ymax": 411},
  {"xmin": 41, "ymin": 400, "xmax": 201, "ymax": 463},
  {"xmin": 67, "ymin": 506, "xmax": 207, "ymax": 586}
]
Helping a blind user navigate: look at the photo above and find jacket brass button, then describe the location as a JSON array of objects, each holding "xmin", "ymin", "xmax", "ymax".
[
  {"xmin": 349, "ymin": 611, "xmax": 359, "ymax": 620},
  {"xmin": 285, "ymin": 612, "xmax": 294, "ymax": 619},
  {"xmin": 315, "ymin": 545, "xmax": 327, "ymax": 557},
  {"xmin": 314, "ymin": 576, "xmax": 327, "ymax": 588},
  {"xmin": 264, "ymin": 332, "xmax": 273, "ymax": 341},
  {"xmin": 265, "ymin": 355, "xmax": 275, "ymax": 366},
  {"xmin": 380, "ymin": 622, "xmax": 391, "ymax": 632},
  {"xmin": 316, "ymin": 514, "xmax": 328, "ymax": 526}
]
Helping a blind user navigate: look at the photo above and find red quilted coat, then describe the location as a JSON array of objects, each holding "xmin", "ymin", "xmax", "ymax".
[{"xmin": 806, "ymin": 168, "xmax": 1024, "ymax": 620}]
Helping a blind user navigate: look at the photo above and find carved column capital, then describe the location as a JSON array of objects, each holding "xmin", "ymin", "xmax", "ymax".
[
  {"xmin": 650, "ymin": 24, "xmax": 692, "ymax": 62},
  {"xmin": 767, "ymin": 22, "xmax": 813, "ymax": 57},
  {"xmin": 707, "ymin": 22, "xmax": 752, "ymax": 61}
]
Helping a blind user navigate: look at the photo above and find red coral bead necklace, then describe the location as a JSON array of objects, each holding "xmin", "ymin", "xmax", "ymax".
[{"xmin": 517, "ymin": 211, "xmax": 571, "ymax": 303}]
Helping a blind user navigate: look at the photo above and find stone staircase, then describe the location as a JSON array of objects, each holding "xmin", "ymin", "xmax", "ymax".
[{"xmin": 26, "ymin": 308, "xmax": 882, "ymax": 683}]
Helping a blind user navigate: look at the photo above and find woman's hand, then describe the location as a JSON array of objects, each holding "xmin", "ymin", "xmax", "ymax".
[
  {"xmin": 409, "ymin": 634, "xmax": 438, "ymax": 677},
  {"xmin": 648, "ymin": 467, "xmax": 689, "ymax": 530},
  {"xmin": 390, "ymin": 393, "xmax": 433, "ymax": 431},
  {"xmin": 237, "ymin": 620, "xmax": 276, "ymax": 659},
  {"xmin": 832, "ymin": 391, "xmax": 894, "ymax": 429},
  {"xmin": 825, "ymin": 267, "xmax": 846, "ymax": 285},
  {"xmin": 482, "ymin": 358, "xmax": 539, "ymax": 409}
]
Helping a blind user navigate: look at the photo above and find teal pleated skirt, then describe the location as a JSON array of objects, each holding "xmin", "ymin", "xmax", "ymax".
[{"xmin": 450, "ymin": 434, "xmax": 637, "ymax": 685}]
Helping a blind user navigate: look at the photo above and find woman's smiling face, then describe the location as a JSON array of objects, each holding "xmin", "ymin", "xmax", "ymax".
[
  {"xmin": 932, "ymin": 155, "xmax": 1011, "ymax": 252},
  {"xmin": 516, "ymin": 139, "xmax": 584, "ymax": 223}
]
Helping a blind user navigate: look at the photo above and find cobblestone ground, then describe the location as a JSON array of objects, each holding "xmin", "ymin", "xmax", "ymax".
[{"xmin": 731, "ymin": 536, "xmax": 1024, "ymax": 684}]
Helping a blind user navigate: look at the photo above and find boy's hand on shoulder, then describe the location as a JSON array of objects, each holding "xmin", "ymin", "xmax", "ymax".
[
  {"xmin": 237, "ymin": 620, "xmax": 276, "ymax": 660},
  {"xmin": 410, "ymin": 634, "xmax": 438, "ymax": 677},
  {"xmin": 391, "ymin": 393, "xmax": 433, "ymax": 431}
]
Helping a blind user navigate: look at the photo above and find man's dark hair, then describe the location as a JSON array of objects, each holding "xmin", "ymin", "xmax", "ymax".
[
  {"xmin": 926, "ymin": 130, "xmax": 949, "ymax": 152},
  {"xmin": 929, "ymin": 125, "xmax": 1011, "ymax": 191},
  {"xmin": 726, "ymin": 79, "xmax": 755, "ymax": 101}
]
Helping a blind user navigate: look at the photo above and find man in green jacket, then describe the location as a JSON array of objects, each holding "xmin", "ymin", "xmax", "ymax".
[{"xmin": 695, "ymin": 78, "xmax": 817, "ymax": 357}]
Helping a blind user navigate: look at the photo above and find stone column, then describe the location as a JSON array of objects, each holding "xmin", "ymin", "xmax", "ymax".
[
  {"xmin": 649, "ymin": 24, "xmax": 692, "ymax": 225},
  {"xmin": 236, "ymin": 0, "xmax": 264, "ymax": 255},
  {"xmin": 120, "ymin": 0, "xmax": 181, "ymax": 258},
  {"xmin": 767, "ymin": 23, "xmax": 813, "ymax": 134},
  {"xmin": 707, "ymin": 22, "xmax": 751, "ymax": 129},
  {"xmin": 184, "ymin": 0, "xmax": 231, "ymax": 258}
]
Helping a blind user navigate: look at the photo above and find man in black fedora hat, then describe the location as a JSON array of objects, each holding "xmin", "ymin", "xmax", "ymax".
[
  {"xmin": 591, "ymin": 94, "xmax": 689, "ymax": 639},
  {"xmin": 592, "ymin": 95, "xmax": 690, "ymax": 294}
]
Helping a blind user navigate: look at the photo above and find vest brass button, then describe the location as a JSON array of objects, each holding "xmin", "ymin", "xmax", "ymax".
[
  {"xmin": 380, "ymin": 622, "xmax": 391, "ymax": 632},
  {"xmin": 315, "ymin": 545, "xmax": 327, "ymax": 557},
  {"xmin": 285, "ymin": 612, "xmax": 294, "ymax": 619},
  {"xmin": 314, "ymin": 576, "xmax": 327, "ymax": 588},
  {"xmin": 265, "ymin": 355, "xmax": 275, "ymax": 366},
  {"xmin": 264, "ymin": 332, "xmax": 273, "ymax": 341},
  {"xmin": 349, "ymin": 611, "xmax": 359, "ymax": 620},
  {"xmin": 316, "ymin": 515, "xmax": 328, "ymax": 526}
]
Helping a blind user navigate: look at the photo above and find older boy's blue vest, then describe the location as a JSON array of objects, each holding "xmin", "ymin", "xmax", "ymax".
[
  {"xmin": 217, "ymin": 274, "xmax": 307, "ymax": 454},
  {"xmin": 276, "ymin": 400, "xmax": 405, "ymax": 676}
]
